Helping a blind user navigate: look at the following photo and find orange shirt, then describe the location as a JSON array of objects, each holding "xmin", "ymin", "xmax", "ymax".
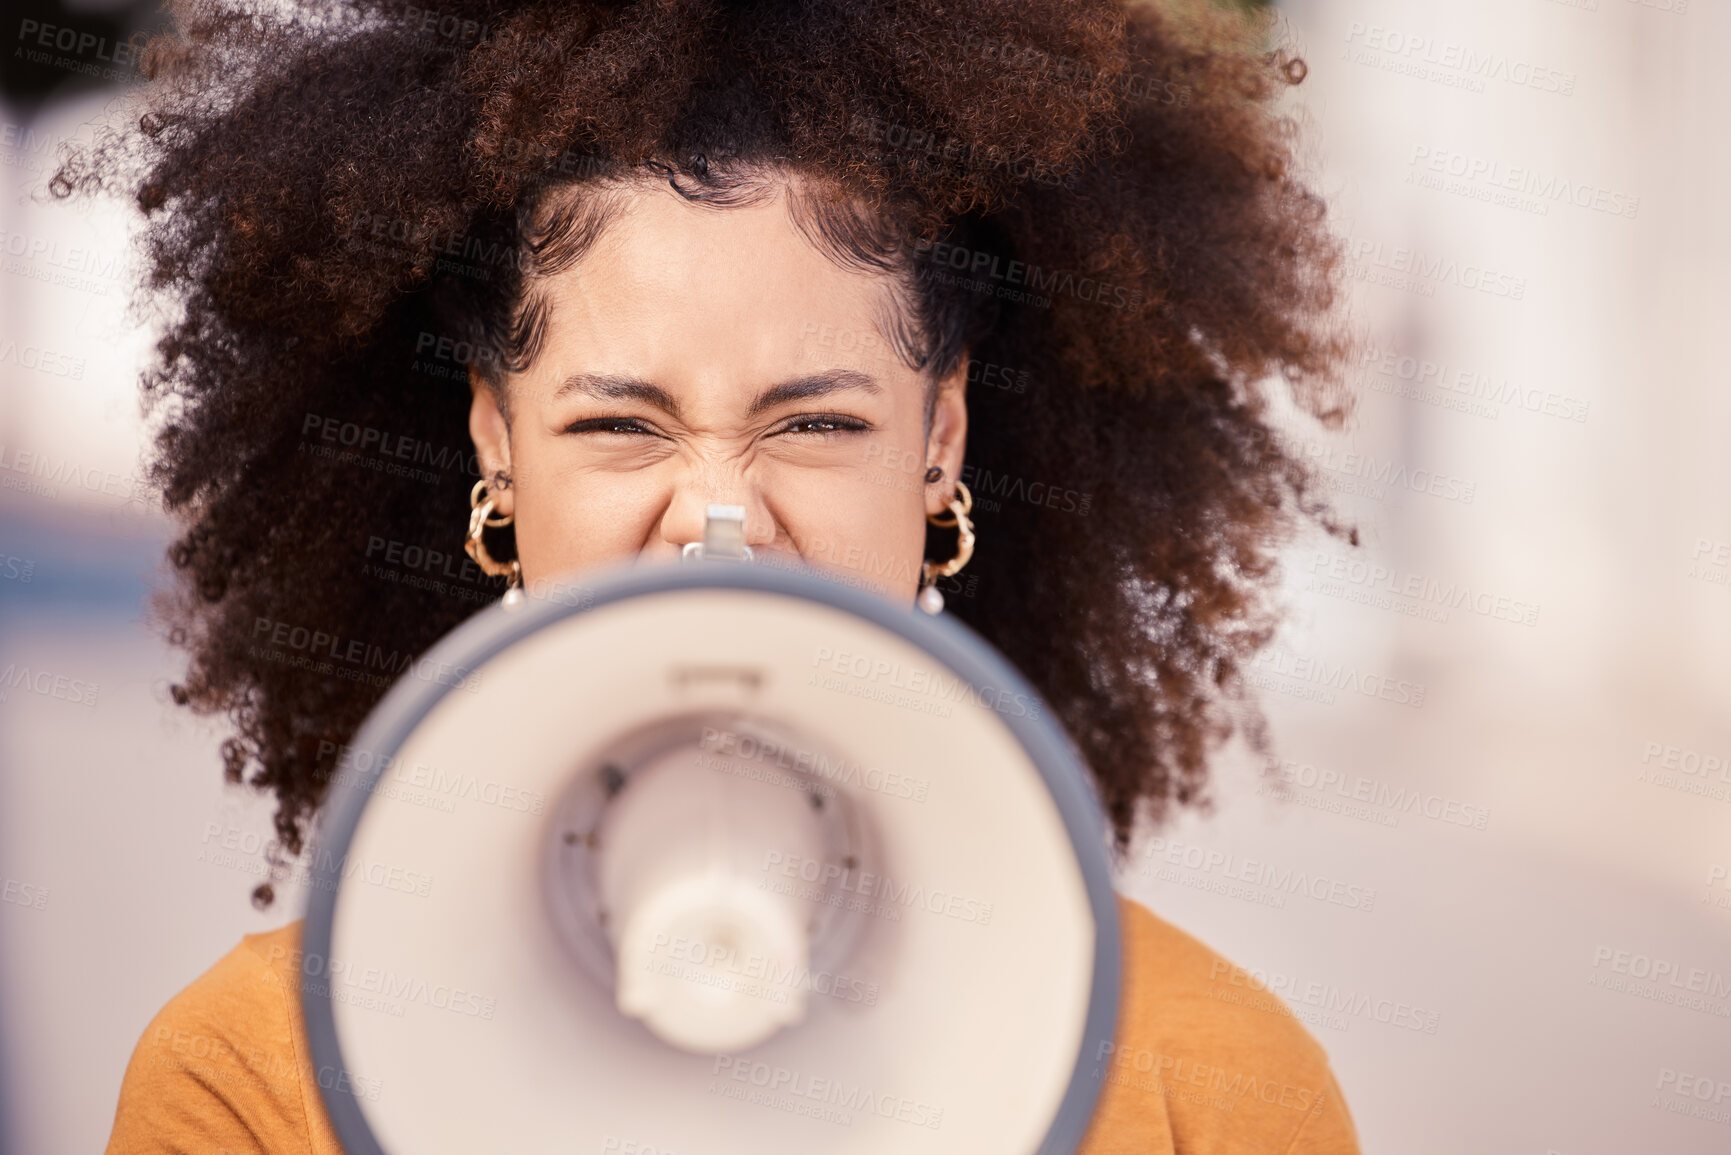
[{"xmin": 105, "ymin": 894, "xmax": 1359, "ymax": 1154}]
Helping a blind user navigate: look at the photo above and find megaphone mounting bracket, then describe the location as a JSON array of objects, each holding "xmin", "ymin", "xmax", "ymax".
[{"xmin": 681, "ymin": 504, "xmax": 753, "ymax": 563}]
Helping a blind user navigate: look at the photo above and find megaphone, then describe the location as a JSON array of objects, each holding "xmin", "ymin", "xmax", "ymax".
[{"xmin": 301, "ymin": 508, "xmax": 1121, "ymax": 1153}]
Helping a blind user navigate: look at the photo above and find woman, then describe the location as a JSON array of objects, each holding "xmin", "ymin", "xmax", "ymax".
[{"xmin": 64, "ymin": 0, "xmax": 1357, "ymax": 1150}]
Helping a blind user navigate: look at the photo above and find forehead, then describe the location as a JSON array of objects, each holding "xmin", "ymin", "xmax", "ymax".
[{"xmin": 523, "ymin": 178, "xmax": 915, "ymax": 391}]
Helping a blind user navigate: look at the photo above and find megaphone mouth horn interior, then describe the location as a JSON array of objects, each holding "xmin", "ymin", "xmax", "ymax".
[{"xmin": 544, "ymin": 709, "xmax": 878, "ymax": 1054}]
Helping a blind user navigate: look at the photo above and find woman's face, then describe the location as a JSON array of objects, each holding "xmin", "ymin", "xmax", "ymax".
[{"xmin": 467, "ymin": 178, "xmax": 969, "ymax": 607}]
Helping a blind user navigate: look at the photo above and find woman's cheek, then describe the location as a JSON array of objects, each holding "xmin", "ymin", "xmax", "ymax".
[
  {"xmin": 516, "ymin": 473, "xmax": 662, "ymax": 581},
  {"xmin": 774, "ymin": 465, "xmax": 926, "ymax": 599}
]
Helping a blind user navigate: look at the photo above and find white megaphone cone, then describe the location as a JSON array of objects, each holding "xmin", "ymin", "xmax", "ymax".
[{"xmin": 300, "ymin": 508, "xmax": 1121, "ymax": 1155}]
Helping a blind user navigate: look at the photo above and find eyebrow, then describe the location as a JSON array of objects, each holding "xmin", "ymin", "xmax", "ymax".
[{"xmin": 553, "ymin": 368, "xmax": 881, "ymax": 422}]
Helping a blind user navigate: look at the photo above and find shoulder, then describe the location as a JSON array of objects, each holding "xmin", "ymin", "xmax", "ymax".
[
  {"xmin": 105, "ymin": 921, "xmax": 340, "ymax": 1155},
  {"xmin": 1114, "ymin": 893, "xmax": 1334, "ymax": 1083},
  {"xmin": 1077, "ymin": 894, "xmax": 1360, "ymax": 1155}
]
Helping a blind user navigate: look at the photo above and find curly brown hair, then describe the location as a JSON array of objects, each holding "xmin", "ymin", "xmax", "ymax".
[{"xmin": 54, "ymin": 0, "xmax": 1351, "ymax": 906}]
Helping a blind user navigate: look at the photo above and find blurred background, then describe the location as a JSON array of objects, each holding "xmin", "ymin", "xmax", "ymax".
[{"xmin": 2, "ymin": 0, "xmax": 1727, "ymax": 1151}]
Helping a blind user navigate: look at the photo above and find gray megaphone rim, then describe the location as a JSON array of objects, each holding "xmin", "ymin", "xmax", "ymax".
[{"xmin": 300, "ymin": 559, "xmax": 1122, "ymax": 1155}]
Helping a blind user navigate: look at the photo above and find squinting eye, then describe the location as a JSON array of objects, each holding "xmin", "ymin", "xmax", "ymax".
[
  {"xmin": 775, "ymin": 414, "xmax": 870, "ymax": 436},
  {"xmin": 564, "ymin": 417, "xmax": 658, "ymax": 436}
]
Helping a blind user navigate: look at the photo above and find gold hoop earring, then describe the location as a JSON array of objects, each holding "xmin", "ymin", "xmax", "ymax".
[
  {"xmin": 918, "ymin": 480, "xmax": 974, "ymax": 615},
  {"xmin": 466, "ymin": 478, "xmax": 524, "ymax": 609}
]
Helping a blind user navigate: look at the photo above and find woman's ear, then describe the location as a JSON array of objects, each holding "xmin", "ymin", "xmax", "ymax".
[
  {"xmin": 468, "ymin": 367, "xmax": 515, "ymax": 517},
  {"xmin": 924, "ymin": 354, "xmax": 970, "ymax": 517}
]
